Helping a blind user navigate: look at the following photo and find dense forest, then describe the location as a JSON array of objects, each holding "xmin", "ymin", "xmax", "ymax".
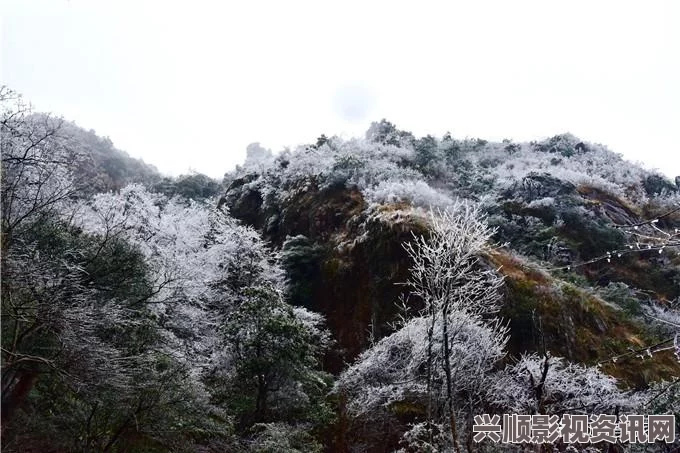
[{"xmin": 2, "ymin": 86, "xmax": 679, "ymax": 452}]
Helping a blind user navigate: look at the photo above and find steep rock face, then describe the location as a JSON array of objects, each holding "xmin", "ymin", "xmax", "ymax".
[
  {"xmin": 220, "ymin": 174, "xmax": 267, "ymax": 228},
  {"xmin": 221, "ymin": 180, "xmax": 428, "ymax": 373},
  {"xmin": 577, "ymin": 185, "xmax": 639, "ymax": 225}
]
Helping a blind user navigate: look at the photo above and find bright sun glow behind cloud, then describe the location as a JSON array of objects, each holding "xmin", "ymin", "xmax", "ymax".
[{"xmin": 2, "ymin": 0, "xmax": 679, "ymax": 178}]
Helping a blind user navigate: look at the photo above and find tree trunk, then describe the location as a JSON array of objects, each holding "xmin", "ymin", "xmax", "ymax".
[
  {"xmin": 441, "ymin": 306, "xmax": 461, "ymax": 453},
  {"xmin": 1, "ymin": 369, "xmax": 39, "ymax": 428},
  {"xmin": 426, "ymin": 307, "xmax": 436, "ymax": 446},
  {"xmin": 255, "ymin": 374, "xmax": 268, "ymax": 421}
]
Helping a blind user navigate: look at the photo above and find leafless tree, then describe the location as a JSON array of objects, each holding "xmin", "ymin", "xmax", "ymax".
[
  {"xmin": 403, "ymin": 204, "xmax": 507, "ymax": 452},
  {"xmin": 337, "ymin": 204, "xmax": 508, "ymax": 452}
]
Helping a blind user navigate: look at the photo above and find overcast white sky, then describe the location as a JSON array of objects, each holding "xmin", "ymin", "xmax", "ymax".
[{"xmin": 2, "ymin": 0, "xmax": 679, "ymax": 178}]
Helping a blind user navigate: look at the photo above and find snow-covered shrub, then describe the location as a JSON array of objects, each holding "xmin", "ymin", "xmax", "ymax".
[
  {"xmin": 642, "ymin": 302, "xmax": 680, "ymax": 338},
  {"xmin": 247, "ymin": 422, "xmax": 323, "ymax": 453},
  {"xmin": 363, "ymin": 180, "xmax": 454, "ymax": 209},
  {"xmin": 488, "ymin": 353, "xmax": 639, "ymax": 415},
  {"xmin": 527, "ymin": 197, "xmax": 556, "ymax": 209},
  {"xmin": 337, "ymin": 312, "xmax": 507, "ymax": 416}
]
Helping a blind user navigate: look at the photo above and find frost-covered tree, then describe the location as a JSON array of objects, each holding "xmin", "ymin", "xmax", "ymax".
[
  {"xmin": 210, "ymin": 285, "xmax": 332, "ymax": 429},
  {"xmin": 244, "ymin": 142, "xmax": 275, "ymax": 171},
  {"xmin": 488, "ymin": 353, "xmax": 637, "ymax": 415},
  {"xmin": 1, "ymin": 92, "xmax": 235, "ymax": 449},
  {"xmin": 0, "ymin": 87, "xmax": 84, "ymax": 249},
  {"xmin": 153, "ymin": 172, "xmax": 221, "ymax": 200},
  {"xmin": 0, "ymin": 218, "xmax": 153, "ymax": 424},
  {"xmin": 75, "ymin": 183, "xmax": 334, "ymax": 445},
  {"xmin": 366, "ymin": 119, "xmax": 415, "ymax": 148},
  {"xmin": 1, "ymin": 88, "xmax": 134, "ymax": 432},
  {"xmin": 0, "ymin": 98, "xmax": 230, "ymax": 450},
  {"xmin": 337, "ymin": 203, "xmax": 509, "ymax": 452},
  {"xmin": 403, "ymin": 204, "xmax": 508, "ymax": 452}
]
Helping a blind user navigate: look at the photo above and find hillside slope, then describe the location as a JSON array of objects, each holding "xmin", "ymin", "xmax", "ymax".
[
  {"xmin": 4, "ymin": 93, "xmax": 678, "ymax": 451},
  {"xmin": 221, "ymin": 121, "xmax": 680, "ymax": 387}
]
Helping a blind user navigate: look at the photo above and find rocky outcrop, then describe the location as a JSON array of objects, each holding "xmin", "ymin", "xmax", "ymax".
[{"xmin": 222, "ymin": 179, "xmax": 427, "ymax": 373}]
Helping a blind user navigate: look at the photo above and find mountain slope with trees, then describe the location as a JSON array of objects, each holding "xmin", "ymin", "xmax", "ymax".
[
  {"xmin": 221, "ymin": 120, "xmax": 680, "ymax": 451},
  {"xmin": 2, "ymin": 89, "xmax": 679, "ymax": 452}
]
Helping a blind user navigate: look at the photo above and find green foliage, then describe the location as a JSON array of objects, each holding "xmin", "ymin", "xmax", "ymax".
[
  {"xmin": 314, "ymin": 134, "xmax": 329, "ymax": 148},
  {"xmin": 1, "ymin": 218, "xmax": 229, "ymax": 451},
  {"xmin": 216, "ymin": 286, "xmax": 332, "ymax": 431},
  {"xmin": 153, "ymin": 173, "xmax": 222, "ymax": 200},
  {"xmin": 642, "ymin": 173, "xmax": 677, "ymax": 196},
  {"xmin": 413, "ymin": 134, "xmax": 439, "ymax": 174},
  {"xmin": 443, "ymin": 158, "xmax": 497, "ymax": 198},
  {"xmin": 2, "ymin": 89, "xmax": 339, "ymax": 451},
  {"xmin": 559, "ymin": 207, "xmax": 626, "ymax": 259},
  {"xmin": 248, "ymin": 422, "xmax": 323, "ymax": 453},
  {"xmin": 533, "ymin": 133, "xmax": 584, "ymax": 157},
  {"xmin": 365, "ymin": 119, "xmax": 415, "ymax": 147},
  {"xmin": 6, "ymin": 357, "xmax": 231, "ymax": 452},
  {"xmin": 597, "ymin": 282, "xmax": 644, "ymax": 317},
  {"xmin": 280, "ymin": 235, "xmax": 326, "ymax": 307}
]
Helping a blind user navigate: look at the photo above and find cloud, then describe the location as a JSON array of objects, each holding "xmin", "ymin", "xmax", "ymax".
[{"xmin": 333, "ymin": 82, "xmax": 376, "ymax": 124}]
